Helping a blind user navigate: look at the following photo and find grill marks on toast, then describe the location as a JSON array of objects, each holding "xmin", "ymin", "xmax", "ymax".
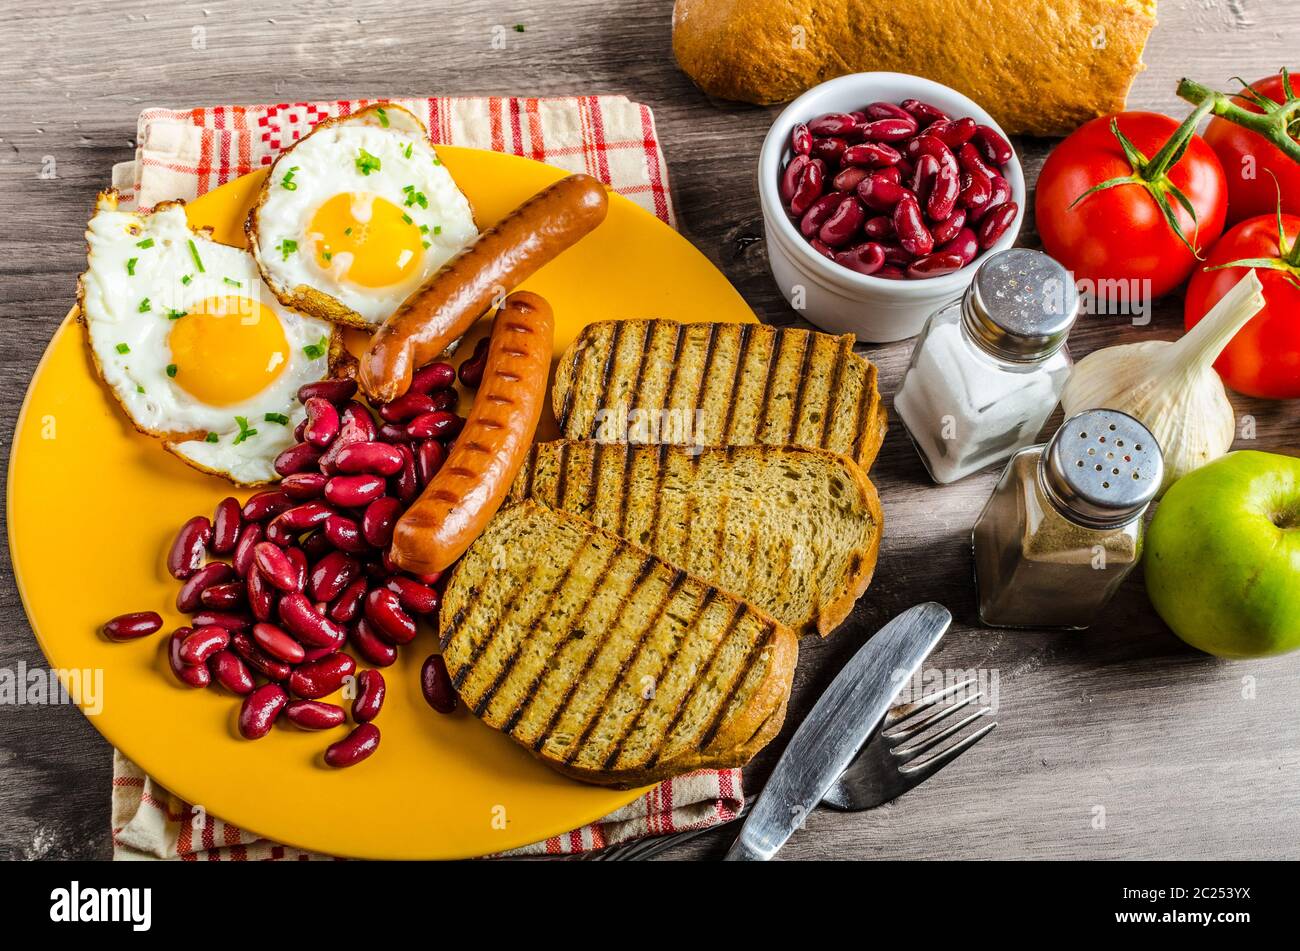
[
  {"xmin": 552, "ymin": 320, "xmax": 887, "ymax": 469},
  {"xmin": 441, "ymin": 503, "xmax": 798, "ymax": 783}
]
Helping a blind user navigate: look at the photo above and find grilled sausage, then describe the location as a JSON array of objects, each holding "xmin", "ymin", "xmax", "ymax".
[
  {"xmin": 359, "ymin": 174, "xmax": 606, "ymax": 403},
  {"xmin": 389, "ymin": 291, "xmax": 554, "ymax": 575}
]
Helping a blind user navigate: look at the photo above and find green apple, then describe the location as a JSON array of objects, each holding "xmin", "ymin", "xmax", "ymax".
[{"xmin": 1146, "ymin": 450, "xmax": 1300, "ymax": 658}]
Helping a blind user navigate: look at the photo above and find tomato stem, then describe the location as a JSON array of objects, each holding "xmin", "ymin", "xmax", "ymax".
[{"xmin": 1177, "ymin": 74, "xmax": 1300, "ymax": 165}]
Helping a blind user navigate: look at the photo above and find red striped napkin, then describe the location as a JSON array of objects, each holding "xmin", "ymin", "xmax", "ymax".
[{"xmin": 108, "ymin": 94, "xmax": 741, "ymax": 860}]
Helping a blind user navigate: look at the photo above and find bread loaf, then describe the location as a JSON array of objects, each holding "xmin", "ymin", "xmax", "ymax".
[{"xmin": 671, "ymin": 0, "xmax": 1157, "ymax": 137}]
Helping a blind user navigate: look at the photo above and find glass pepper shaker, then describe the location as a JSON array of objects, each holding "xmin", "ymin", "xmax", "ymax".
[
  {"xmin": 894, "ymin": 248, "xmax": 1079, "ymax": 484},
  {"xmin": 972, "ymin": 409, "xmax": 1164, "ymax": 630}
]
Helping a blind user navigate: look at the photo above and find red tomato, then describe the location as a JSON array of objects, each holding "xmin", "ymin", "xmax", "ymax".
[
  {"xmin": 1036, "ymin": 112, "xmax": 1227, "ymax": 301},
  {"xmin": 1184, "ymin": 213, "xmax": 1300, "ymax": 399},
  {"xmin": 1203, "ymin": 72, "xmax": 1300, "ymax": 226}
]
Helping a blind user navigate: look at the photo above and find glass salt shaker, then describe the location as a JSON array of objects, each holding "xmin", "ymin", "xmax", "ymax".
[
  {"xmin": 894, "ymin": 248, "xmax": 1079, "ymax": 484},
  {"xmin": 972, "ymin": 409, "xmax": 1164, "ymax": 630}
]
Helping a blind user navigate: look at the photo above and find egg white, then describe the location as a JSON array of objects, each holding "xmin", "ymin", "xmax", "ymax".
[
  {"xmin": 249, "ymin": 104, "xmax": 478, "ymax": 328},
  {"xmin": 80, "ymin": 193, "xmax": 338, "ymax": 484}
]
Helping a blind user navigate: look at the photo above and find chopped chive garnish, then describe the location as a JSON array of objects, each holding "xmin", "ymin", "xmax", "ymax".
[
  {"xmin": 187, "ymin": 239, "xmax": 205, "ymax": 273},
  {"xmin": 401, "ymin": 213, "xmax": 413, "ymax": 225},
  {"xmin": 422, "ymin": 240, "xmax": 431, "ymax": 249},
  {"xmin": 281, "ymin": 165, "xmax": 299, "ymax": 191},
  {"xmin": 166, "ymin": 364, "xmax": 178, "ymax": 378},
  {"xmin": 223, "ymin": 277, "xmax": 241, "ymax": 287},
  {"xmin": 136, "ymin": 238, "xmax": 154, "ymax": 249},
  {"xmin": 136, "ymin": 385, "xmax": 145, "ymax": 394},
  {"xmin": 376, "ymin": 107, "xmax": 389, "ymax": 127},
  {"xmin": 433, "ymin": 225, "xmax": 442, "ymax": 235},
  {"xmin": 167, "ymin": 309, "xmax": 185, "ymax": 320},
  {"xmin": 514, "ymin": 23, "xmax": 525, "ymax": 32},
  {"xmin": 276, "ymin": 238, "xmax": 298, "ymax": 261},
  {"xmin": 432, "ymin": 156, "xmax": 442, "ymax": 166},
  {"xmin": 138, "ymin": 298, "xmax": 151, "ymax": 313},
  {"xmin": 302, "ymin": 335, "xmax": 329, "ymax": 360},
  {"xmin": 344, "ymin": 227, "xmax": 353, "ymax": 236},
  {"xmin": 264, "ymin": 412, "xmax": 290, "ymax": 425},
  {"xmin": 322, "ymin": 250, "xmax": 333, "ymax": 262},
  {"xmin": 204, "ymin": 432, "xmax": 219, "ymax": 443},
  {"xmin": 403, "ymin": 143, "xmax": 413, "ymax": 159},
  {"xmin": 233, "ymin": 416, "xmax": 257, "ymax": 445},
  {"xmin": 181, "ymin": 274, "xmax": 193, "ymax": 285},
  {"xmin": 115, "ymin": 343, "xmax": 130, "ymax": 354},
  {"xmin": 126, "ymin": 257, "xmax": 138, "ymax": 276},
  {"xmin": 355, "ymin": 148, "xmax": 382, "ymax": 176},
  {"xmin": 419, "ymin": 224, "xmax": 429, "ymax": 234}
]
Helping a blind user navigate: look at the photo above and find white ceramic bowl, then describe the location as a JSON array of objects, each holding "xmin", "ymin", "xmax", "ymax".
[{"xmin": 758, "ymin": 72, "xmax": 1026, "ymax": 343}]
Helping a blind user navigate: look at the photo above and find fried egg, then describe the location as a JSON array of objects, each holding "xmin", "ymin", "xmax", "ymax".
[
  {"xmin": 80, "ymin": 192, "xmax": 339, "ymax": 485},
  {"xmin": 248, "ymin": 104, "xmax": 478, "ymax": 328}
]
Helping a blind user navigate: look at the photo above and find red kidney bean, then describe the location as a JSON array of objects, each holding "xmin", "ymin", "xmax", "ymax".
[
  {"xmin": 294, "ymin": 418, "xmax": 309, "ymax": 441},
  {"xmin": 876, "ymin": 265, "xmax": 907, "ymax": 279},
  {"xmin": 281, "ymin": 472, "xmax": 327, "ymax": 501},
  {"xmin": 973, "ymin": 124, "xmax": 1014, "ymax": 166},
  {"xmin": 385, "ymin": 576, "xmax": 440, "ymax": 615},
  {"xmin": 879, "ymin": 167, "xmax": 904, "ymax": 186},
  {"xmin": 279, "ymin": 592, "xmax": 346, "ymax": 648},
  {"xmin": 974, "ymin": 174, "xmax": 1011, "ymax": 223},
  {"xmin": 389, "ymin": 443, "xmax": 419, "ymax": 504},
  {"xmin": 377, "ymin": 423, "xmax": 411, "ymax": 443},
  {"xmin": 893, "ymin": 192, "xmax": 934, "ymax": 256},
  {"xmin": 211, "ymin": 497, "xmax": 241, "ymax": 555},
  {"xmin": 410, "ymin": 361, "xmax": 457, "ymax": 394},
  {"xmin": 830, "ymin": 166, "xmax": 869, "ymax": 193},
  {"xmin": 103, "ymin": 611, "xmax": 162, "ymax": 641},
  {"xmin": 415, "ymin": 439, "xmax": 447, "ymax": 487},
  {"xmin": 333, "ymin": 442, "xmax": 405, "ymax": 477},
  {"xmin": 926, "ymin": 117, "xmax": 978, "ymax": 147},
  {"xmin": 285, "ymin": 699, "xmax": 347, "ymax": 730},
  {"xmin": 939, "ymin": 227, "xmax": 981, "ymax": 265},
  {"xmin": 414, "ymin": 569, "xmax": 443, "ymax": 587},
  {"xmin": 958, "ymin": 169, "xmax": 993, "ymax": 215},
  {"xmin": 231, "ymin": 632, "xmax": 291, "ymax": 682},
  {"xmin": 241, "ymin": 490, "xmax": 291, "ymax": 523},
  {"xmin": 167, "ymin": 516, "xmax": 211, "ymax": 580},
  {"xmin": 168, "ymin": 629, "xmax": 211, "ymax": 687},
  {"xmin": 856, "ymin": 173, "xmax": 908, "ymax": 211},
  {"xmin": 927, "ymin": 152, "xmax": 961, "ymax": 223},
  {"xmin": 863, "ymin": 215, "xmax": 894, "ymax": 240},
  {"xmin": 930, "ymin": 208, "xmax": 967, "ymax": 245},
  {"xmin": 288, "ymin": 652, "xmax": 356, "ymax": 700},
  {"xmin": 817, "ymin": 193, "xmax": 865, "ymax": 248},
  {"xmin": 781, "ymin": 154, "xmax": 809, "ymax": 206},
  {"xmin": 865, "ymin": 101, "xmax": 913, "ymax": 122},
  {"xmin": 180, "ymin": 625, "xmax": 229, "ymax": 664},
  {"xmin": 858, "ymin": 116, "xmax": 917, "ymax": 141},
  {"xmin": 365, "ymin": 588, "xmax": 417, "ymax": 644},
  {"xmin": 232, "ymin": 523, "xmax": 263, "ymax": 578},
  {"xmin": 252, "ymin": 622, "xmax": 306, "ymax": 664},
  {"xmin": 895, "ymin": 156, "xmax": 915, "ymax": 181},
  {"xmin": 798, "ymin": 192, "xmax": 841, "ymax": 239},
  {"xmin": 247, "ymin": 567, "xmax": 278, "ymax": 622},
  {"xmin": 906, "ymin": 251, "xmax": 967, "ymax": 279},
  {"xmin": 299, "ymin": 645, "xmax": 335, "ymax": 664},
  {"xmin": 900, "ymin": 99, "xmax": 948, "ymax": 126},
  {"xmin": 359, "ymin": 498, "xmax": 399, "ymax": 551},
  {"xmin": 324, "ymin": 723, "xmax": 380, "ymax": 768},
  {"xmin": 302, "ymin": 397, "xmax": 340, "ymax": 449},
  {"xmin": 350, "ymin": 618, "xmax": 398, "ymax": 667},
  {"xmin": 911, "ymin": 153, "xmax": 938, "ymax": 208},
  {"xmin": 273, "ymin": 442, "xmax": 323, "ymax": 478},
  {"xmin": 298, "ymin": 378, "xmax": 357, "ymax": 405},
  {"xmin": 191, "ymin": 610, "xmax": 251, "ymax": 630},
  {"xmin": 790, "ymin": 121, "xmax": 812, "ymax": 155},
  {"xmin": 238, "ymin": 684, "xmax": 287, "ymax": 740},
  {"xmin": 324, "ymin": 474, "xmax": 386, "ymax": 508},
  {"xmin": 210, "ymin": 650, "xmax": 254, "ymax": 695},
  {"xmin": 330, "ymin": 577, "xmax": 369, "ymax": 623},
  {"xmin": 318, "ymin": 407, "xmax": 376, "ymax": 474},
  {"xmin": 267, "ymin": 502, "xmax": 334, "ymax": 544},
  {"xmin": 176, "ymin": 562, "xmax": 235, "ymax": 613},
  {"xmin": 352, "ymin": 669, "xmax": 386, "ymax": 724},
  {"xmin": 807, "ymin": 112, "xmax": 857, "ymax": 137},
  {"xmin": 324, "ymin": 514, "xmax": 369, "ymax": 554},
  {"xmin": 957, "ymin": 141, "xmax": 998, "ymax": 183},
  {"xmin": 809, "ymin": 238, "xmax": 835, "ymax": 259},
  {"xmin": 253, "ymin": 542, "xmax": 299, "ymax": 593},
  {"xmin": 842, "ymin": 141, "xmax": 901, "ymax": 167},
  {"xmin": 880, "ymin": 242, "xmax": 913, "ymax": 267},
  {"xmin": 377, "ymin": 392, "xmax": 439, "ymax": 425},
  {"xmin": 458, "ymin": 337, "xmax": 490, "ymax": 388},
  {"xmin": 832, "ymin": 241, "xmax": 886, "ymax": 276},
  {"xmin": 421, "ymin": 654, "xmax": 457, "ymax": 714},
  {"xmin": 199, "ymin": 582, "xmax": 245, "ymax": 611},
  {"xmin": 810, "ymin": 136, "xmax": 847, "ymax": 165},
  {"xmin": 299, "ymin": 531, "xmax": 331, "ymax": 562},
  {"xmin": 788, "ymin": 157, "xmax": 825, "ymax": 217},
  {"xmin": 310, "ymin": 551, "xmax": 359, "ymax": 603},
  {"xmin": 977, "ymin": 201, "xmax": 1019, "ymax": 249}
]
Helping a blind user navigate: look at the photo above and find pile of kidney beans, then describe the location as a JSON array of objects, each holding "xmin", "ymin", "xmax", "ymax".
[
  {"xmin": 780, "ymin": 99, "xmax": 1018, "ymax": 279},
  {"xmin": 101, "ymin": 353, "xmax": 490, "ymax": 768}
]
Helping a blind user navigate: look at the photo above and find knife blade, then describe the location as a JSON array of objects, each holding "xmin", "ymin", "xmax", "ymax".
[{"xmin": 723, "ymin": 602, "xmax": 952, "ymax": 861}]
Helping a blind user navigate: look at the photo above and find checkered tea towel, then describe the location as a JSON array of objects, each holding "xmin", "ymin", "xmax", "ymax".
[{"xmin": 108, "ymin": 94, "xmax": 741, "ymax": 860}]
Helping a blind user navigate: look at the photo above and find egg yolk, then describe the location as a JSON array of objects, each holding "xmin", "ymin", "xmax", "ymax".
[
  {"xmin": 168, "ymin": 296, "xmax": 289, "ymax": 406},
  {"xmin": 308, "ymin": 192, "xmax": 425, "ymax": 288}
]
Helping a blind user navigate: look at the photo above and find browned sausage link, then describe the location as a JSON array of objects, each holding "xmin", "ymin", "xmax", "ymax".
[
  {"xmin": 390, "ymin": 291, "xmax": 555, "ymax": 575},
  {"xmin": 359, "ymin": 174, "xmax": 606, "ymax": 403}
]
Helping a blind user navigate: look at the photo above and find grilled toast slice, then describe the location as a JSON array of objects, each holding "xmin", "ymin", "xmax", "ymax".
[
  {"xmin": 552, "ymin": 319, "xmax": 888, "ymax": 471},
  {"xmin": 509, "ymin": 441, "xmax": 883, "ymax": 637},
  {"xmin": 441, "ymin": 502, "xmax": 799, "ymax": 787}
]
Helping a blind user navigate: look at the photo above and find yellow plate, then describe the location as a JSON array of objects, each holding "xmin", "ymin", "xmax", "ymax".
[{"xmin": 7, "ymin": 147, "xmax": 757, "ymax": 860}]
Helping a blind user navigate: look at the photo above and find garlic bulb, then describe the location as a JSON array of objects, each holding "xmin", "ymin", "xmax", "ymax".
[{"xmin": 1060, "ymin": 270, "xmax": 1266, "ymax": 496}]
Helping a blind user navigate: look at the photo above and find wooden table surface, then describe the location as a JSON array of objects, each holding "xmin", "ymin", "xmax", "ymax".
[{"xmin": 1, "ymin": 0, "xmax": 1297, "ymax": 861}]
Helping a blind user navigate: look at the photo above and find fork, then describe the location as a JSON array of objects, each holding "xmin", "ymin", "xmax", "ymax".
[{"xmin": 583, "ymin": 679, "xmax": 995, "ymax": 860}]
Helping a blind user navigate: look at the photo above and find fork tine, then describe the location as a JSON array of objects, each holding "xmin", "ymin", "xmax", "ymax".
[
  {"xmin": 882, "ymin": 679, "xmax": 977, "ymax": 735},
  {"xmin": 882, "ymin": 691, "xmax": 982, "ymax": 741},
  {"xmin": 897, "ymin": 720, "xmax": 997, "ymax": 791},
  {"xmin": 892, "ymin": 706, "xmax": 992, "ymax": 759}
]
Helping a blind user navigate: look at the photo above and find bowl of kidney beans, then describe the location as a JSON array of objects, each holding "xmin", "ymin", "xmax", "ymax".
[
  {"xmin": 101, "ymin": 365, "xmax": 473, "ymax": 769},
  {"xmin": 759, "ymin": 72, "xmax": 1025, "ymax": 342}
]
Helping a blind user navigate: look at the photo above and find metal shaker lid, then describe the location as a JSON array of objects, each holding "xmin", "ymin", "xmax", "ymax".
[
  {"xmin": 962, "ymin": 248, "xmax": 1079, "ymax": 362},
  {"xmin": 1041, "ymin": 410, "xmax": 1163, "ymax": 527}
]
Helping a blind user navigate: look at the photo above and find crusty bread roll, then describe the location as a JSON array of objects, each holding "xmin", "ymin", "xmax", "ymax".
[{"xmin": 672, "ymin": 0, "xmax": 1157, "ymax": 137}]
